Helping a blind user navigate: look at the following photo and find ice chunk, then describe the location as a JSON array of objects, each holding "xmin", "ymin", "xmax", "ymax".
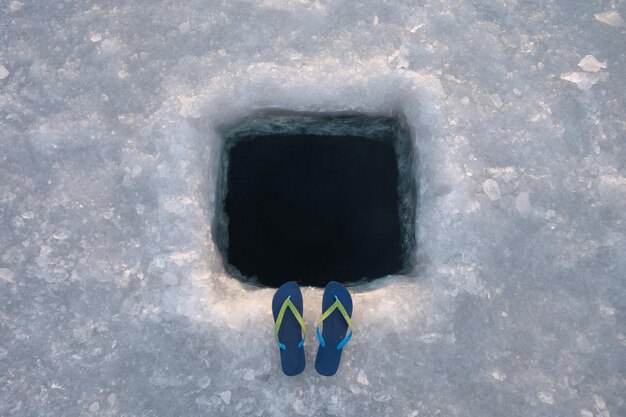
[
  {"xmin": 594, "ymin": 10, "xmax": 625, "ymax": 27},
  {"xmin": 0, "ymin": 268, "xmax": 14, "ymax": 283},
  {"xmin": 482, "ymin": 179, "xmax": 501, "ymax": 201},
  {"xmin": 538, "ymin": 392, "xmax": 554, "ymax": 405},
  {"xmin": 88, "ymin": 402, "xmax": 100, "ymax": 413},
  {"xmin": 599, "ymin": 304, "xmax": 616, "ymax": 317},
  {"xmin": 9, "ymin": 1, "xmax": 23, "ymax": 11},
  {"xmin": 578, "ymin": 55, "xmax": 607, "ymax": 73},
  {"xmin": 0, "ymin": 65, "xmax": 9, "ymax": 80},
  {"xmin": 515, "ymin": 192, "xmax": 531, "ymax": 215},
  {"xmin": 52, "ymin": 229, "xmax": 70, "ymax": 240},
  {"xmin": 219, "ymin": 391, "xmax": 231, "ymax": 405},
  {"xmin": 357, "ymin": 370, "xmax": 370, "ymax": 385},
  {"xmin": 560, "ymin": 72, "xmax": 600, "ymax": 90},
  {"xmin": 491, "ymin": 370, "xmax": 506, "ymax": 381}
]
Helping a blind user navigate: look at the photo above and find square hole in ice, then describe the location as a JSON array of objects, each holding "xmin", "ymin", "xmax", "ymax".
[{"xmin": 214, "ymin": 111, "xmax": 417, "ymax": 287}]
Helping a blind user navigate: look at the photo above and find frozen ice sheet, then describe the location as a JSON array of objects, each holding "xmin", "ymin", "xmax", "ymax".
[{"xmin": 1, "ymin": 1, "xmax": 625, "ymax": 416}]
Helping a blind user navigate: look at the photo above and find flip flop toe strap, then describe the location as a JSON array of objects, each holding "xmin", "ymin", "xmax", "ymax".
[
  {"xmin": 316, "ymin": 296, "xmax": 353, "ymax": 350},
  {"xmin": 274, "ymin": 295, "xmax": 306, "ymax": 350}
]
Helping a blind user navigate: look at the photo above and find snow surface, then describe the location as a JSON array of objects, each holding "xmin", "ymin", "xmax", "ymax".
[{"xmin": 1, "ymin": 1, "xmax": 625, "ymax": 416}]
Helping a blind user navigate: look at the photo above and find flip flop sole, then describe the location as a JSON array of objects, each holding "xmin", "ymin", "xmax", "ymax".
[
  {"xmin": 315, "ymin": 281, "xmax": 353, "ymax": 376},
  {"xmin": 272, "ymin": 281, "xmax": 306, "ymax": 376}
]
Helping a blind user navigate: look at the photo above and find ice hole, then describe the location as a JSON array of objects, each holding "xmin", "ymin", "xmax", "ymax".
[{"xmin": 214, "ymin": 111, "xmax": 417, "ymax": 288}]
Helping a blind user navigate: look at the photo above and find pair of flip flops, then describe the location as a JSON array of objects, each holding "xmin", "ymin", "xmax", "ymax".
[{"xmin": 272, "ymin": 281, "xmax": 353, "ymax": 376}]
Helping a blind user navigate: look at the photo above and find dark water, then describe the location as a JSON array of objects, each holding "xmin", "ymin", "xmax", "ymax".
[{"xmin": 223, "ymin": 133, "xmax": 405, "ymax": 287}]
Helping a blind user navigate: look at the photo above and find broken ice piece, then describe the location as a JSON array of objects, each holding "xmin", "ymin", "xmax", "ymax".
[
  {"xmin": 560, "ymin": 72, "xmax": 600, "ymax": 91},
  {"xmin": 53, "ymin": 229, "xmax": 71, "ymax": 240},
  {"xmin": 594, "ymin": 11, "xmax": 625, "ymax": 27},
  {"xmin": 0, "ymin": 268, "xmax": 15, "ymax": 283},
  {"xmin": 482, "ymin": 179, "xmax": 501, "ymax": 201},
  {"xmin": 515, "ymin": 192, "xmax": 531, "ymax": 215},
  {"xmin": 218, "ymin": 391, "xmax": 231, "ymax": 405},
  {"xmin": 0, "ymin": 65, "xmax": 9, "ymax": 80},
  {"xmin": 577, "ymin": 55, "xmax": 607, "ymax": 73},
  {"xmin": 9, "ymin": 1, "xmax": 23, "ymax": 12},
  {"xmin": 357, "ymin": 370, "xmax": 370, "ymax": 385}
]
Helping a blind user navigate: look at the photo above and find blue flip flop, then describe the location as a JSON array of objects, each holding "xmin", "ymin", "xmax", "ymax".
[
  {"xmin": 315, "ymin": 281, "xmax": 353, "ymax": 376},
  {"xmin": 272, "ymin": 281, "xmax": 306, "ymax": 376}
]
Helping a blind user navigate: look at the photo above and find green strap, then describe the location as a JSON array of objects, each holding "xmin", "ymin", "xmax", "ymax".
[
  {"xmin": 274, "ymin": 296, "xmax": 306, "ymax": 350},
  {"xmin": 316, "ymin": 296, "xmax": 352, "ymax": 349}
]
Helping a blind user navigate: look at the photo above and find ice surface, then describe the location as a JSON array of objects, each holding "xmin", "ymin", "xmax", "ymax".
[{"xmin": 1, "ymin": 1, "xmax": 625, "ymax": 417}]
